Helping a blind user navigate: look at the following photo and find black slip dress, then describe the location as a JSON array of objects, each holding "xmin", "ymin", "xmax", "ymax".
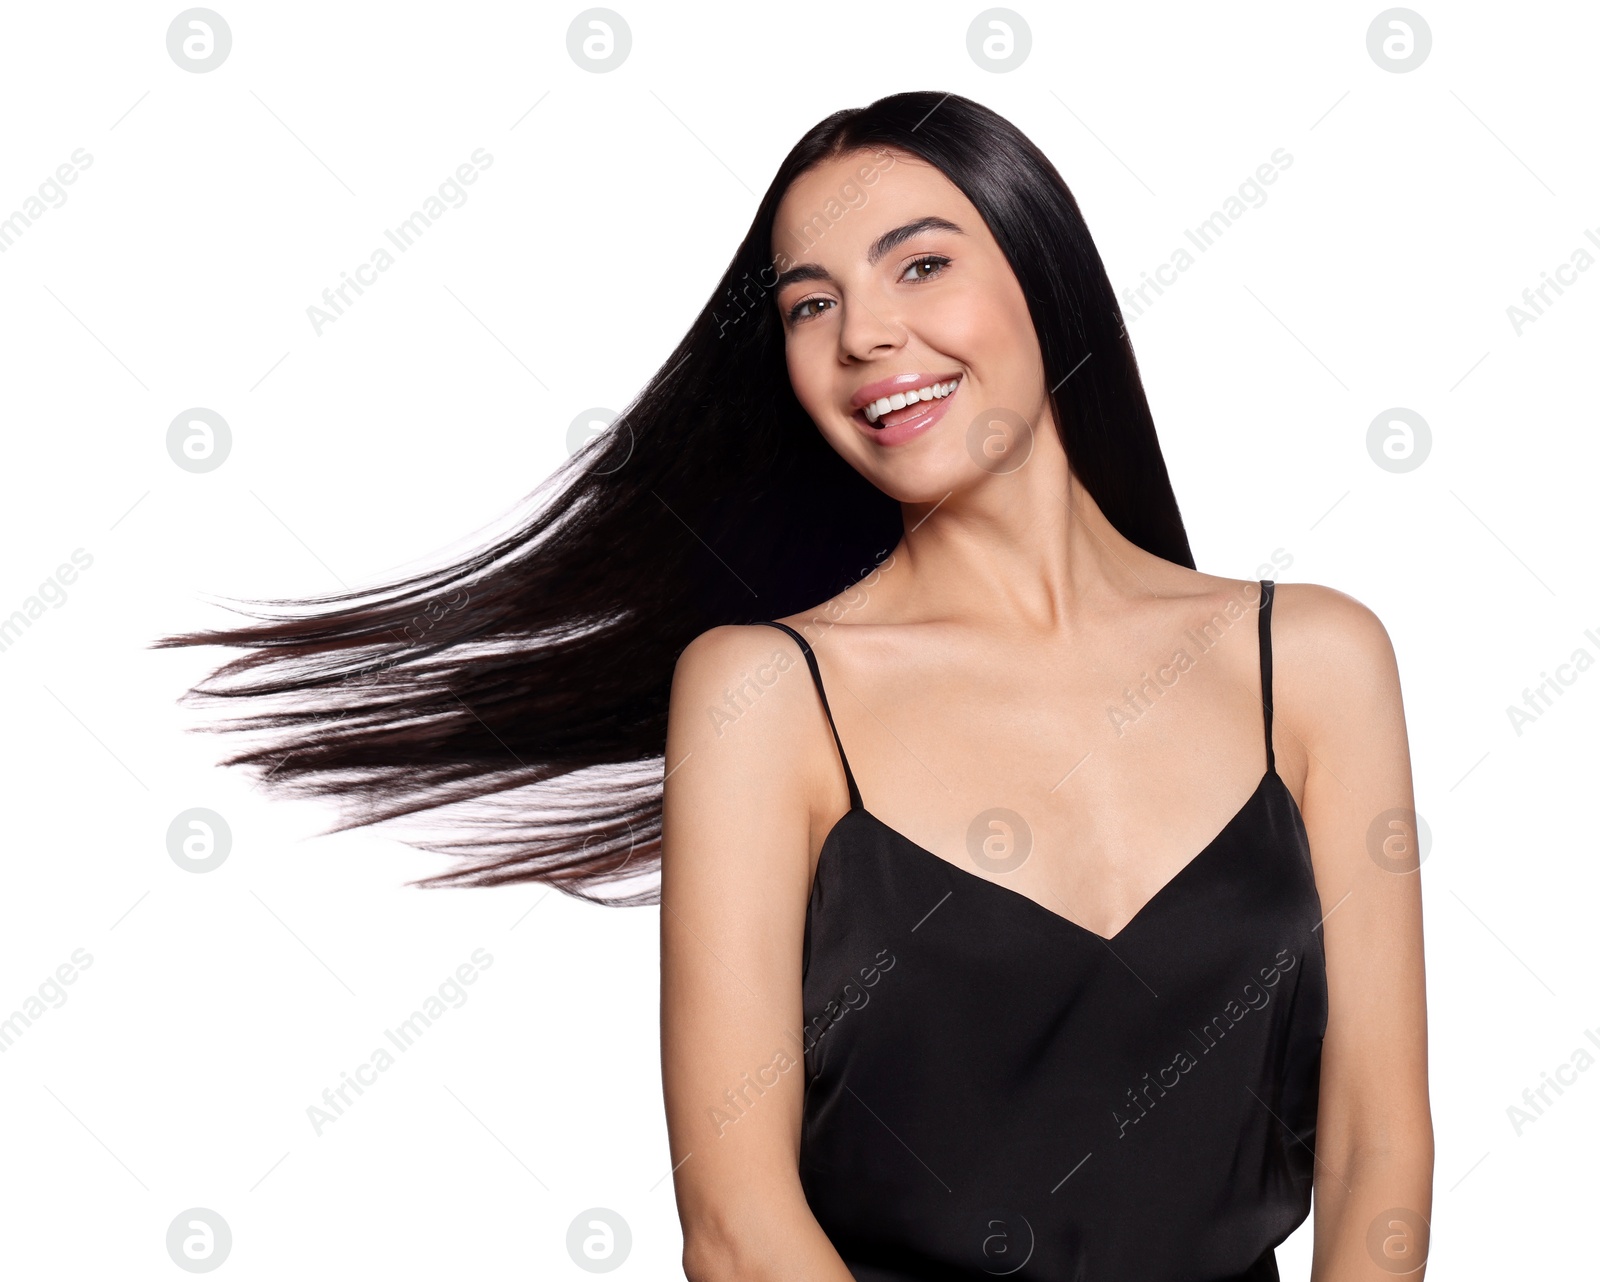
[{"xmin": 754, "ymin": 579, "xmax": 1328, "ymax": 1282}]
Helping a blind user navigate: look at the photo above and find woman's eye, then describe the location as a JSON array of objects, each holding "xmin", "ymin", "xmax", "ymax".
[
  {"xmin": 902, "ymin": 254, "xmax": 950, "ymax": 283},
  {"xmin": 785, "ymin": 255, "xmax": 951, "ymax": 326},
  {"xmin": 787, "ymin": 297, "xmax": 834, "ymax": 324}
]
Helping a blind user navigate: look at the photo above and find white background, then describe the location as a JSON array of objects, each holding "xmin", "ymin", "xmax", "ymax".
[{"xmin": 1, "ymin": 1, "xmax": 1595, "ymax": 1277}]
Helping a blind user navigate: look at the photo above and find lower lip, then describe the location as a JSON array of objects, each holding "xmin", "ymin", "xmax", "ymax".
[{"xmin": 852, "ymin": 381, "xmax": 960, "ymax": 446}]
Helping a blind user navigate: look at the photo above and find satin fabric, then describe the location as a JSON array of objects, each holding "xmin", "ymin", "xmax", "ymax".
[{"xmin": 758, "ymin": 580, "xmax": 1328, "ymax": 1281}]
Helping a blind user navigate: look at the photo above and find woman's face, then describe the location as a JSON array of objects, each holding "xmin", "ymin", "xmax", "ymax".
[{"xmin": 770, "ymin": 148, "xmax": 1051, "ymax": 500}]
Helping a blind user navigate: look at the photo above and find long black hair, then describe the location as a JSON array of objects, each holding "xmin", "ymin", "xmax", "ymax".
[{"xmin": 152, "ymin": 90, "xmax": 1193, "ymax": 905}]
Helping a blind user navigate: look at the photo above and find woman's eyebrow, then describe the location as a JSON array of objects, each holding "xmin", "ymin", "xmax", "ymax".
[{"xmin": 773, "ymin": 216, "xmax": 965, "ymax": 293}]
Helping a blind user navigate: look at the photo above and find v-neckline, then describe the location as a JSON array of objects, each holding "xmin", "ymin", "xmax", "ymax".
[{"xmin": 817, "ymin": 768, "xmax": 1293, "ymax": 945}]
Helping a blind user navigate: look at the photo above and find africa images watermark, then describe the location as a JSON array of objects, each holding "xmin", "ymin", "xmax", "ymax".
[
  {"xmin": 1505, "ymin": 219, "xmax": 1600, "ymax": 336},
  {"xmin": 306, "ymin": 148, "xmax": 494, "ymax": 336},
  {"xmin": 1504, "ymin": 621, "xmax": 1600, "ymax": 736},
  {"xmin": 1, "ymin": 147, "xmax": 94, "ymax": 254},
  {"xmin": 1105, "ymin": 550, "xmax": 1293, "ymax": 736},
  {"xmin": 306, "ymin": 946, "xmax": 494, "ymax": 1136},
  {"xmin": 711, "ymin": 147, "xmax": 900, "ymax": 339},
  {"xmin": 707, "ymin": 946, "xmax": 896, "ymax": 1138},
  {"xmin": 705, "ymin": 549, "xmax": 897, "ymax": 738},
  {"xmin": 1505, "ymin": 1021, "xmax": 1600, "ymax": 1137},
  {"xmin": 0, "ymin": 947, "xmax": 95, "ymax": 1055},
  {"xmin": 0, "ymin": 548, "xmax": 95, "ymax": 655},
  {"xmin": 1112, "ymin": 946, "xmax": 1298, "ymax": 1139},
  {"xmin": 1119, "ymin": 147, "xmax": 1295, "ymax": 327}
]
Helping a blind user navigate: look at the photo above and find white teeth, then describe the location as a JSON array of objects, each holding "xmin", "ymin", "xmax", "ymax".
[{"xmin": 862, "ymin": 377, "xmax": 960, "ymax": 424}]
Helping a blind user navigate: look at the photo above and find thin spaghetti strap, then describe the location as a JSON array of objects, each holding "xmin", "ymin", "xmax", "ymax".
[
  {"xmin": 1257, "ymin": 579, "xmax": 1276, "ymax": 776},
  {"xmin": 754, "ymin": 621, "xmax": 864, "ymax": 811}
]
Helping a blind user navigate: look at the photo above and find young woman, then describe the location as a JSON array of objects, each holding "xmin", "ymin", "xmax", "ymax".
[{"xmin": 158, "ymin": 92, "xmax": 1432, "ymax": 1280}]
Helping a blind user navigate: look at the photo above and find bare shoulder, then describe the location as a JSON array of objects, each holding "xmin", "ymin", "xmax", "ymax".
[
  {"xmin": 1267, "ymin": 580, "xmax": 1406, "ymax": 762},
  {"xmin": 670, "ymin": 621, "xmax": 817, "ymax": 724},
  {"xmin": 667, "ymin": 622, "xmax": 827, "ymax": 821},
  {"xmin": 1269, "ymin": 581, "xmax": 1401, "ymax": 688},
  {"xmin": 671, "ymin": 621, "xmax": 789, "ymax": 692}
]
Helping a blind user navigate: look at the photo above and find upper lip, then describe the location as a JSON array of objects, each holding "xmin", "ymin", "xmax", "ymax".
[{"xmin": 849, "ymin": 371, "xmax": 961, "ymax": 413}]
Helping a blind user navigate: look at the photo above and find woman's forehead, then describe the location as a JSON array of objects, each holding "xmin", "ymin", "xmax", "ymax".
[{"xmin": 771, "ymin": 153, "xmax": 968, "ymax": 264}]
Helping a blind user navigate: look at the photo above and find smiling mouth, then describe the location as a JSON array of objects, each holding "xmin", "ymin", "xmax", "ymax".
[{"xmin": 855, "ymin": 375, "xmax": 963, "ymax": 430}]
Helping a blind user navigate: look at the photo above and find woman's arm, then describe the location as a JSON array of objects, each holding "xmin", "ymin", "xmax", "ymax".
[
  {"xmin": 660, "ymin": 625, "xmax": 857, "ymax": 1282},
  {"xmin": 1277, "ymin": 584, "xmax": 1435, "ymax": 1280}
]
